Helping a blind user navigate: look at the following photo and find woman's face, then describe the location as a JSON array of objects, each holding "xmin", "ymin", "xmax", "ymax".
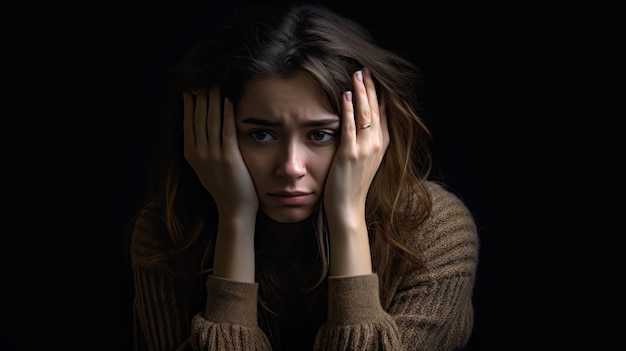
[{"xmin": 236, "ymin": 71, "xmax": 339, "ymax": 223}]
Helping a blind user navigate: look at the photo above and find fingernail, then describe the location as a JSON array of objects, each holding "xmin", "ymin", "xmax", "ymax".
[
  {"xmin": 362, "ymin": 67, "xmax": 370, "ymax": 77},
  {"xmin": 344, "ymin": 91, "xmax": 352, "ymax": 101},
  {"xmin": 355, "ymin": 70, "xmax": 363, "ymax": 82}
]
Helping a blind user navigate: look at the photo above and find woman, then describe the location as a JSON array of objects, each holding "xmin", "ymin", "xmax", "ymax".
[{"xmin": 129, "ymin": 2, "xmax": 479, "ymax": 350}]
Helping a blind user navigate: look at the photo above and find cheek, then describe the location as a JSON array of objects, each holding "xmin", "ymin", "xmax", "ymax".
[
  {"xmin": 240, "ymin": 149, "xmax": 266, "ymax": 183},
  {"xmin": 309, "ymin": 149, "xmax": 335, "ymax": 178}
]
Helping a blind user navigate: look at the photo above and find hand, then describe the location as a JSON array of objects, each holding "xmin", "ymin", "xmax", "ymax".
[
  {"xmin": 324, "ymin": 67, "xmax": 389, "ymax": 221},
  {"xmin": 183, "ymin": 87, "xmax": 259, "ymax": 218}
]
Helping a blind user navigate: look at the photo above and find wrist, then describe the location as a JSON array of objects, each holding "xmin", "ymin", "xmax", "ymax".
[{"xmin": 213, "ymin": 217, "xmax": 256, "ymax": 282}]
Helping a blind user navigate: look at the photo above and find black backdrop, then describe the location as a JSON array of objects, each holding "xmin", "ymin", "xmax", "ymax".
[{"xmin": 2, "ymin": 1, "xmax": 527, "ymax": 349}]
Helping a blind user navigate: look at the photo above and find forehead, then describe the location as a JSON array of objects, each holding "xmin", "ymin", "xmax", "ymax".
[{"xmin": 237, "ymin": 71, "xmax": 335, "ymax": 121}]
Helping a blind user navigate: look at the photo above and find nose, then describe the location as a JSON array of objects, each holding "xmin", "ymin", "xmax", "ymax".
[{"xmin": 275, "ymin": 142, "xmax": 307, "ymax": 180}]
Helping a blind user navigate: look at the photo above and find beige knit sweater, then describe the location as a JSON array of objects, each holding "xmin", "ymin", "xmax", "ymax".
[{"xmin": 131, "ymin": 181, "xmax": 479, "ymax": 350}]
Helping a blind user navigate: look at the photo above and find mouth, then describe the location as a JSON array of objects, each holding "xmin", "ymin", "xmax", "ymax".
[{"xmin": 267, "ymin": 192, "xmax": 314, "ymax": 206}]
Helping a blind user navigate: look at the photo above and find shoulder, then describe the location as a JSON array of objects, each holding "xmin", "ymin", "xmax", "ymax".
[
  {"xmin": 129, "ymin": 201, "xmax": 172, "ymax": 269},
  {"xmin": 425, "ymin": 181, "xmax": 476, "ymax": 233},
  {"xmin": 410, "ymin": 181, "xmax": 479, "ymax": 266}
]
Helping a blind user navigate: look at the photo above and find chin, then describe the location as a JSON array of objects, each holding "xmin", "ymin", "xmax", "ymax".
[{"xmin": 263, "ymin": 207, "xmax": 315, "ymax": 223}]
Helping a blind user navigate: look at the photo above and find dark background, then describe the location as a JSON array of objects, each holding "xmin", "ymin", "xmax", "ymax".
[{"xmin": 2, "ymin": 0, "xmax": 538, "ymax": 349}]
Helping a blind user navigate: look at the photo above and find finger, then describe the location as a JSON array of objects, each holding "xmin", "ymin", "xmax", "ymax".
[
  {"xmin": 183, "ymin": 91, "xmax": 196, "ymax": 153},
  {"xmin": 207, "ymin": 87, "xmax": 221, "ymax": 152},
  {"xmin": 352, "ymin": 70, "xmax": 372, "ymax": 131},
  {"xmin": 362, "ymin": 67, "xmax": 380, "ymax": 127},
  {"xmin": 221, "ymin": 97, "xmax": 238, "ymax": 153},
  {"xmin": 194, "ymin": 87, "xmax": 209, "ymax": 150},
  {"xmin": 341, "ymin": 90, "xmax": 356, "ymax": 144},
  {"xmin": 379, "ymin": 99, "xmax": 390, "ymax": 149}
]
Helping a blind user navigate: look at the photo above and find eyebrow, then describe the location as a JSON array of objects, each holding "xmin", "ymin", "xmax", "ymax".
[{"xmin": 240, "ymin": 117, "xmax": 340, "ymax": 127}]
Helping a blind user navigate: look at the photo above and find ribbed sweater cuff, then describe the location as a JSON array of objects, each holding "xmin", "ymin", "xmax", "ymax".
[
  {"xmin": 326, "ymin": 273, "xmax": 385, "ymax": 325},
  {"xmin": 204, "ymin": 275, "xmax": 259, "ymax": 328}
]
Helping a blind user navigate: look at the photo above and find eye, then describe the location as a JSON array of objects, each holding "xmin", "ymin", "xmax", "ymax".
[
  {"xmin": 249, "ymin": 130, "xmax": 275, "ymax": 142},
  {"xmin": 309, "ymin": 130, "xmax": 334, "ymax": 143}
]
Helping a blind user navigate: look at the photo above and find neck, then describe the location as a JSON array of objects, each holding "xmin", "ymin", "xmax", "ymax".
[{"xmin": 255, "ymin": 211, "xmax": 318, "ymax": 260}]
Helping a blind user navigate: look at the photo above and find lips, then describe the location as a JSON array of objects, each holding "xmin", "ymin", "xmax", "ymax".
[{"xmin": 268, "ymin": 191, "xmax": 314, "ymax": 205}]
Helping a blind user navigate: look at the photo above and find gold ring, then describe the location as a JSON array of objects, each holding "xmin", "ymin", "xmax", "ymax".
[{"xmin": 357, "ymin": 123, "xmax": 372, "ymax": 129}]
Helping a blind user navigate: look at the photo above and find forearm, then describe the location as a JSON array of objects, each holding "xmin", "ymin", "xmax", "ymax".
[
  {"xmin": 213, "ymin": 216, "xmax": 256, "ymax": 282},
  {"xmin": 328, "ymin": 213, "xmax": 373, "ymax": 277}
]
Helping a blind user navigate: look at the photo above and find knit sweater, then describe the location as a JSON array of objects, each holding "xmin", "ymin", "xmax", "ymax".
[{"xmin": 130, "ymin": 181, "xmax": 479, "ymax": 350}]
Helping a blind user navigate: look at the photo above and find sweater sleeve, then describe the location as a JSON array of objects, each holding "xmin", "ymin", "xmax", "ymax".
[
  {"xmin": 314, "ymin": 274, "xmax": 402, "ymax": 350},
  {"xmin": 314, "ymin": 182, "xmax": 479, "ymax": 351},
  {"xmin": 187, "ymin": 276, "xmax": 272, "ymax": 350}
]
